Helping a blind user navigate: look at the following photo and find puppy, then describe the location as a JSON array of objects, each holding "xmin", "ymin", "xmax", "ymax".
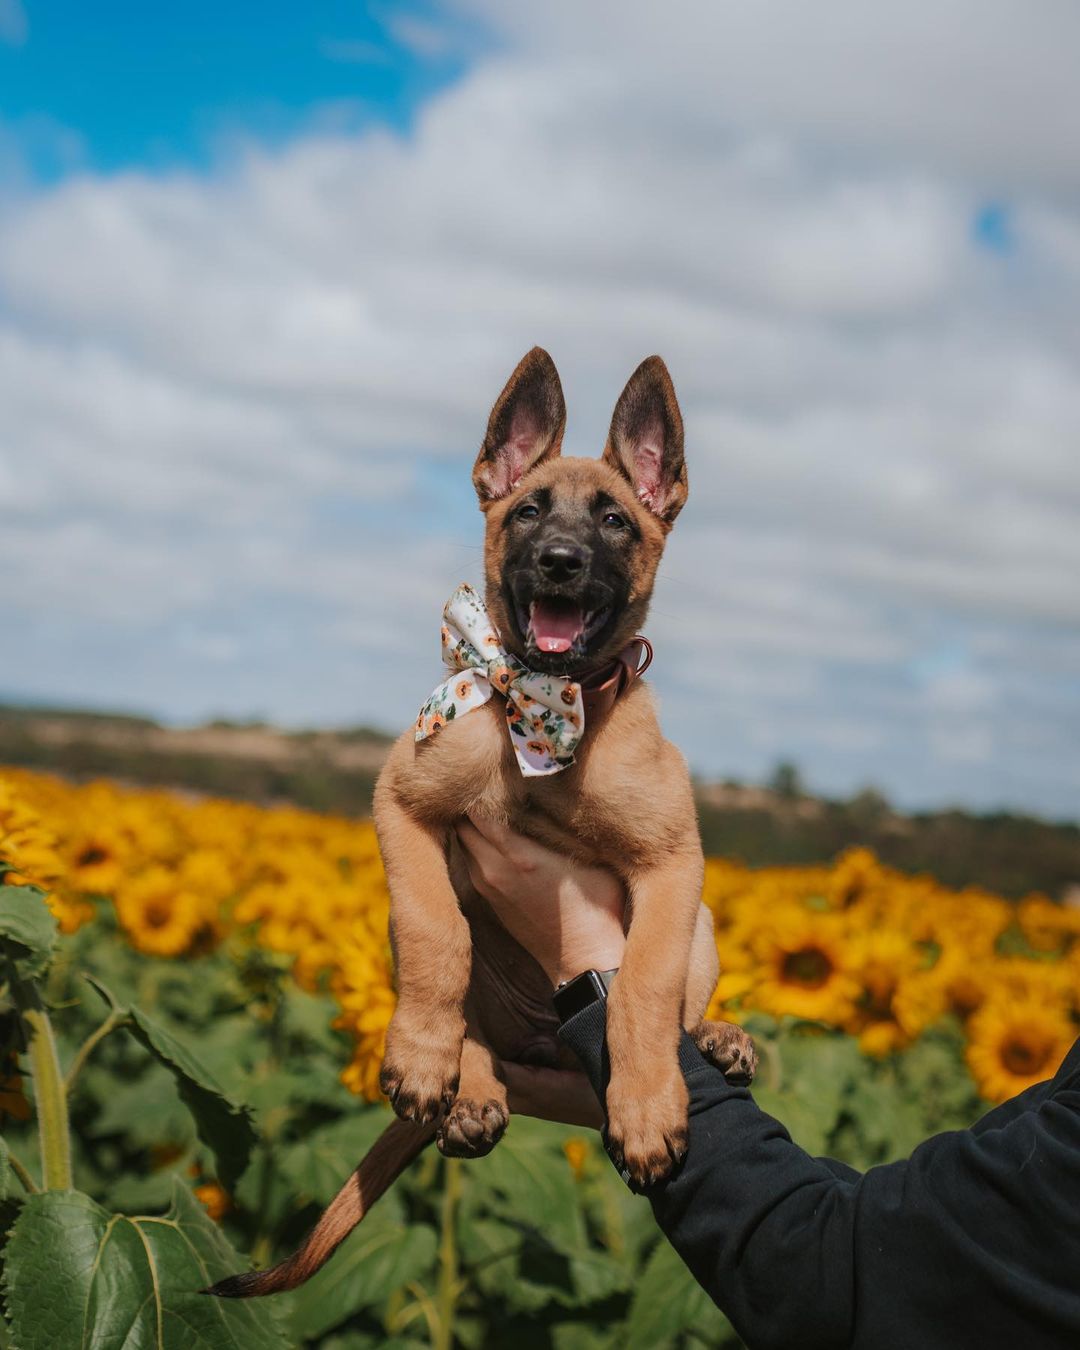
[{"xmin": 209, "ymin": 349, "xmax": 754, "ymax": 1299}]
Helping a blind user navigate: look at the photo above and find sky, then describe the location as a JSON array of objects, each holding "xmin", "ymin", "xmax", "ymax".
[{"xmin": 2, "ymin": 1, "xmax": 1079, "ymax": 818}]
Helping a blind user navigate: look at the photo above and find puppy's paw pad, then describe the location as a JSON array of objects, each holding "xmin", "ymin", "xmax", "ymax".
[
  {"xmin": 436, "ymin": 1098, "xmax": 508, "ymax": 1158},
  {"xmin": 693, "ymin": 1020, "xmax": 757, "ymax": 1084}
]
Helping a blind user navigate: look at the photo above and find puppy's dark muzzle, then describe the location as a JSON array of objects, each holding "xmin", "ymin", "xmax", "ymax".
[{"xmin": 535, "ymin": 537, "xmax": 591, "ymax": 586}]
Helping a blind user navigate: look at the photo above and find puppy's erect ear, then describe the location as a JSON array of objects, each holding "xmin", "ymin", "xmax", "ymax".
[
  {"xmin": 472, "ymin": 347, "xmax": 566, "ymax": 505},
  {"xmin": 602, "ymin": 356, "xmax": 687, "ymax": 525}
]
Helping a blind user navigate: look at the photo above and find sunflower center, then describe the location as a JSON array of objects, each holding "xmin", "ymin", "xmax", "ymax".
[
  {"xmin": 781, "ymin": 946, "xmax": 832, "ymax": 989},
  {"xmin": 144, "ymin": 901, "xmax": 172, "ymax": 929},
  {"xmin": 1001, "ymin": 1034, "xmax": 1052, "ymax": 1077}
]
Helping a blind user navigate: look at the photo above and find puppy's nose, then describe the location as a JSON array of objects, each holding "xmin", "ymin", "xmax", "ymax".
[{"xmin": 537, "ymin": 542, "xmax": 588, "ymax": 582}]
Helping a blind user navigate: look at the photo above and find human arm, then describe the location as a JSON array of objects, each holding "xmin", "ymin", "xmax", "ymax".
[
  {"xmin": 458, "ymin": 816, "xmax": 1080, "ymax": 1350},
  {"xmin": 457, "ymin": 815, "xmax": 857, "ymax": 1344}
]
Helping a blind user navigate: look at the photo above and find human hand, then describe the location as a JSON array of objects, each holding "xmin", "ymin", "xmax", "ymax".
[{"xmin": 455, "ymin": 814, "xmax": 626, "ymax": 987}]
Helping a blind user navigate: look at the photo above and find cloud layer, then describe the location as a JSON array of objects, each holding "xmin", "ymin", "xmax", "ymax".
[{"xmin": 2, "ymin": 0, "xmax": 1079, "ymax": 814}]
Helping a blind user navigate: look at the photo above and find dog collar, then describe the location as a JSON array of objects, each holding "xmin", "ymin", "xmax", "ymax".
[
  {"xmin": 578, "ymin": 637, "xmax": 653, "ymax": 720},
  {"xmin": 415, "ymin": 583, "xmax": 651, "ymax": 777}
]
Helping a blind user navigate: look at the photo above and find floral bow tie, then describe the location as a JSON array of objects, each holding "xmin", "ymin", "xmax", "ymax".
[{"xmin": 415, "ymin": 583, "xmax": 585, "ymax": 777}]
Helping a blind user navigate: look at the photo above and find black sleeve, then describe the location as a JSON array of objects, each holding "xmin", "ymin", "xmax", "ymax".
[
  {"xmin": 969, "ymin": 1076, "xmax": 1051, "ymax": 1134},
  {"xmin": 558, "ymin": 1007, "xmax": 1080, "ymax": 1350}
]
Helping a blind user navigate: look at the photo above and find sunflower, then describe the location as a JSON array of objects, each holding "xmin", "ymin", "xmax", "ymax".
[
  {"xmin": 827, "ymin": 847, "xmax": 882, "ymax": 909},
  {"xmin": 563, "ymin": 1137, "xmax": 589, "ymax": 1179},
  {"xmin": 47, "ymin": 891, "xmax": 97, "ymax": 936},
  {"xmin": 965, "ymin": 997, "xmax": 1075, "ymax": 1103},
  {"xmin": 706, "ymin": 968, "xmax": 757, "ymax": 1022},
  {"xmin": 334, "ymin": 948, "xmax": 397, "ymax": 1102},
  {"xmin": 194, "ymin": 1182, "xmax": 230, "ymax": 1222},
  {"xmin": 749, "ymin": 907, "xmax": 862, "ymax": 1025},
  {"xmin": 114, "ymin": 867, "xmax": 205, "ymax": 958},
  {"xmin": 1016, "ymin": 894, "xmax": 1080, "ymax": 955},
  {"xmin": 0, "ymin": 777, "xmax": 63, "ymax": 890},
  {"xmin": 66, "ymin": 826, "xmax": 128, "ymax": 896},
  {"xmin": 848, "ymin": 930, "xmax": 944, "ymax": 1056}
]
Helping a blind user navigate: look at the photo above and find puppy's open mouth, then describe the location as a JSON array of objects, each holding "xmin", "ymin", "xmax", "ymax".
[{"xmin": 514, "ymin": 597, "xmax": 611, "ymax": 658}]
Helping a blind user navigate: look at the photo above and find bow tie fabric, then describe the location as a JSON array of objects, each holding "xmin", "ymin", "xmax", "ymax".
[{"xmin": 415, "ymin": 583, "xmax": 585, "ymax": 777}]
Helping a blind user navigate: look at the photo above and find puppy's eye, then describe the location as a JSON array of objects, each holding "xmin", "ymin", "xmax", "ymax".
[
  {"xmin": 602, "ymin": 510, "xmax": 626, "ymax": 529},
  {"xmin": 516, "ymin": 502, "xmax": 540, "ymax": 521}
]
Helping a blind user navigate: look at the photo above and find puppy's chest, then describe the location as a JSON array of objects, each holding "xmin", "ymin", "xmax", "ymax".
[{"xmin": 412, "ymin": 697, "xmax": 665, "ymax": 864}]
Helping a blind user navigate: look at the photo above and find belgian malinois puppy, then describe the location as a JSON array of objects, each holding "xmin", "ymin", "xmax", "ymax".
[{"xmin": 210, "ymin": 348, "xmax": 755, "ymax": 1299}]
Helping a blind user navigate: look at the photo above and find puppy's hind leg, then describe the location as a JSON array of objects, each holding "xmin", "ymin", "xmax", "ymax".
[
  {"xmin": 437, "ymin": 1034, "xmax": 509, "ymax": 1159},
  {"xmin": 691, "ymin": 1019, "xmax": 757, "ymax": 1085},
  {"xmin": 684, "ymin": 902, "xmax": 757, "ymax": 1085}
]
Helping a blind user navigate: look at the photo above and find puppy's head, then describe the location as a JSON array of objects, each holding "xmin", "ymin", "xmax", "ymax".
[{"xmin": 472, "ymin": 347, "xmax": 687, "ymax": 676}]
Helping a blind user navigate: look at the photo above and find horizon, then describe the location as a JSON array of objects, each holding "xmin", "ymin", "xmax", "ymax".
[{"xmin": 2, "ymin": 693, "xmax": 1078, "ymax": 828}]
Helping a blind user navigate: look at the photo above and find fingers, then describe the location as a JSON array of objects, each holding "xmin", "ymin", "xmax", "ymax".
[
  {"xmin": 455, "ymin": 818, "xmax": 508, "ymax": 897},
  {"xmin": 463, "ymin": 812, "xmax": 517, "ymax": 848},
  {"xmin": 501, "ymin": 1062, "xmax": 605, "ymax": 1130},
  {"xmin": 456, "ymin": 817, "xmax": 498, "ymax": 866}
]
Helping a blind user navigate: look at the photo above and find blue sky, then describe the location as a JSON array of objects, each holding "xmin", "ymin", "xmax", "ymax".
[
  {"xmin": 2, "ymin": 1, "xmax": 1079, "ymax": 818},
  {"xmin": 0, "ymin": 1, "xmax": 475, "ymax": 177}
]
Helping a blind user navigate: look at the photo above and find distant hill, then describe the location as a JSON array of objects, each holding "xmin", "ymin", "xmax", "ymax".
[
  {"xmin": 0, "ymin": 704, "xmax": 390, "ymax": 816},
  {"xmin": 2, "ymin": 703, "xmax": 1077, "ymax": 901}
]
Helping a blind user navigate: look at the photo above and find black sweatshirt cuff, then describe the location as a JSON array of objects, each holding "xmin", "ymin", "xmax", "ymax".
[
  {"xmin": 556, "ymin": 998, "xmax": 713, "ymax": 1186},
  {"xmin": 557, "ymin": 998, "xmax": 713, "ymax": 1097}
]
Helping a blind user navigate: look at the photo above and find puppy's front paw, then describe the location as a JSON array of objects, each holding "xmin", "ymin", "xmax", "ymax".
[
  {"xmin": 380, "ymin": 1017, "xmax": 462, "ymax": 1125},
  {"xmin": 437, "ymin": 1097, "xmax": 508, "ymax": 1158},
  {"xmin": 693, "ymin": 1019, "xmax": 757, "ymax": 1084},
  {"xmin": 605, "ymin": 1067, "xmax": 689, "ymax": 1188}
]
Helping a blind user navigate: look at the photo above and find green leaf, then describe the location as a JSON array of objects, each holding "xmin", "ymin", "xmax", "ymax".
[
  {"xmin": 125, "ymin": 1007, "xmax": 258, "ymax": 1191},
  {"xmin": 243, "ymin": 1064, "xmax": 357, "ymax": 1116},
  {"xmin": 84, "ymin": 1064, "xmax": 197, "ymax": 1151},
  {"xmin": 0, "ymin": 1133, "xmax": 10, "ymax": 1202},
  {"xmin": 567, "ymin": 1246, "xmax": 630, "ymax": 1305},
  {"xmin": 86, "ymin": 981, "xmax": 257, "ymax": 1192},
  {"xmin": 277, "ymin": 1109, "xmax": 396, "ymax": 1207},
  {"xmin": 625, "ymin": 1239, "xmax": 728, "ymax": 1349},
  {"xmin": 472, "ymin": 1117, "xmax": 585, "ymax": 1254},
  {"xmin": 0, "ymin": 887, "xmax": 57, "ymax": 977},
  {"xmin": 287, "ymin": 1211, "xmax": 438, "ymax": 1341},
  {"xmin": 3, "ymin": 1179, "xmax": 288, "ymax": 1349},
  {"xmin": 753, "ymin": 1029, "xmax": 863, "ymax": 1156}
]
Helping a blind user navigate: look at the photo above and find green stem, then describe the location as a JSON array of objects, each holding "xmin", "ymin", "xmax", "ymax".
[
  {"xmin": 63, "ymin": 1008, "xmax": 128, "ymax": 1094},
  {"xmin": 434, "ymin": 1158, "xmax": 462, "ymax": 1350},
  {"xmin": 12, "ymin": 981, "xmax": 72, "ymax": 1191},
  {"xmin": 6, "ymin": 1149, "xmax": 38, "ymax": 1195}
]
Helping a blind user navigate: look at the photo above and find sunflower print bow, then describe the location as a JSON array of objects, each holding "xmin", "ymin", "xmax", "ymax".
[{"xmin": 415, "ymin": 583, "xmax": 586, "ymax": 777}]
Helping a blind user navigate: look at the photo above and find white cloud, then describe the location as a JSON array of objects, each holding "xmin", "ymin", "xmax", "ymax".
[{"xmin": 1, "ymin": 0, "xmax": 1079, "ymax": 814}]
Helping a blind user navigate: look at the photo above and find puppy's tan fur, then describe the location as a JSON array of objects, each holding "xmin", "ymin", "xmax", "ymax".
[{"xmin": 207, "ymin": 349, "xmax": 753, "ymax": 1301}]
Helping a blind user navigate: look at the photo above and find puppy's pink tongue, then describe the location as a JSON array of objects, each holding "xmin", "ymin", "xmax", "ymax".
[{"xmin": 530, "ymin": 600, "xmax": 584, "ymax": 654}]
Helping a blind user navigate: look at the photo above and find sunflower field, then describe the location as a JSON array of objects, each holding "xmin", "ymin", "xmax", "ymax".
[{"xmin": 0, "ymin": 766, "xmax": 1076, "ymax": 1349}]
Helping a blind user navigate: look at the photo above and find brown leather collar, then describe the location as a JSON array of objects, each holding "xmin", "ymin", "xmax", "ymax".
[{"xmin": 579, "ymin": 636, "xmax": 653, "ymax": 720}]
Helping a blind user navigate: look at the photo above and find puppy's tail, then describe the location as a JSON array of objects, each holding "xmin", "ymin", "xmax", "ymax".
[{"xmin": 203, "ymin": 1116, "xmax": 435, "ymax": 1298}]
